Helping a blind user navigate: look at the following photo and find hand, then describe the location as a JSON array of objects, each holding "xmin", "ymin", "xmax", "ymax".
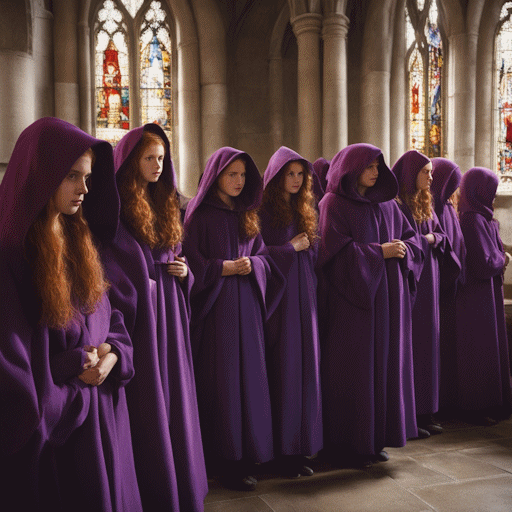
[
  {"xmin": 381, "ymin": 239, "xmax": 407, "ymax": 259},
  {"xmin": 290, "ymin": 232, "xmax": 310, "ymax": 252},
  {"xmin": 167, "ymin": 256, "xmax": 188, "ymax": 280},
  {"xmin": 425, "ymin": 233, "xmax": 436, "ymax": 245},
  {"xmin": 234, "ymin": 256, "xmax": 252, "ymax": 275},
  {"xmin": 78, "ymin": 352, "xmax": 118, "ymax": 386},
  {"xmin": 504, "ymin": 252, "xmax": 511, "ymax": 273},
  {"xmin": 82, "ymin": 345, "xmax": 99, "ymax": 370},
  {"xmin": 97, "ymin": 343, "xmax": 111, "ymax": 359}
]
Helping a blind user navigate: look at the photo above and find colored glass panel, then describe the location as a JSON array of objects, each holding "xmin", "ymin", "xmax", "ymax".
[
  {"xmin": 140, "ymin": 1, "xmax": 172, "ymax": 142},
  {"xmin": 120, "ymin": 0, "xmax": 143, "ymax": 18},
  {"xmin": 95, "ymin": 0, "xmax": 129, "ymax": 146},
  {"xmin": 496, "ymin": 2, "xmax": 512, "ymax": 190}
]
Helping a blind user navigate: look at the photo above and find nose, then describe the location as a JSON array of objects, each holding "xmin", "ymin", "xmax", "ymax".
[{"xmin": 78, "ymin": 178, "xmax": 88, "ymax": 195}]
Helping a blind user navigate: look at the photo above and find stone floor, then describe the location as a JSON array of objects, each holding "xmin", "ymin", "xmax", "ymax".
[{"xmin": 204, "ymin": 417, "xmax": 512, "ymax": 511}]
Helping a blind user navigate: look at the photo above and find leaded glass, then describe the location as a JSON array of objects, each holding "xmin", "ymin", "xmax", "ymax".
[
  {"xmin": 95, "ymin": 0, "xmax": 129, "ymax": 146},
  {"xmin": 496, "ymin": 3, "xmax": 512, "ymax": 190},
  {"xmin": 120, "ymin": 0, "xmax": 143, "ymax": 17},
  {"xmin": 406, "ymin": 0, "xmax": 443, "ymax": 158},
  {"xmin": 140, "ymin": 1, "xmax": 172, "ymax": 142}
]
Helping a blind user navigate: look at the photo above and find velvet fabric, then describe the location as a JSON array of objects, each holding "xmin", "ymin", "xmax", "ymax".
[
  {"xmin": 183, "ymin": 147, "xmax": 285, "ymax": 465},
  {"xmin": 317, "ymin": 143, "xmax": 423, "ymax": 457},
  {"xmin": 260, "ymin": 146, "xmax": 323, "ymax": 457},
  {"xmin": 455, "ymin": 168, "xmax": 512, "ymax": 413},
  {"xmin": 313, "ymin": 157, "xmax": 330, "ymax": 198},
  {"xmin": 392, "ymin": 150, "xmax": 447, "ymax": 416},
  {"xmin": 431, "ymin": 158, "xmax": 465, "ymax": 409},
  {"xmin": 0, "ymin": 117, "xmax": 142, "ymax": 511},
  {"xmin": 102, "ymin": 123, "xmax": 208, "ymax": 511}
]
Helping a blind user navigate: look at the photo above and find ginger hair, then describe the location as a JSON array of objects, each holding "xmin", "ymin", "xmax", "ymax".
[
  {"xmin": 117, "ymin": 131, "xmax": 183, "ymax": 249},
  {"xmin": 262, "ymin": 161, "xmax": 319, "ymax": 243},
  {"xmin": 399, "ymin": 187, "xmax": 434, "ymax": 224},
  {"xmin": 25, "ymin": 202, "xmax": 108, "ymax": 329}
]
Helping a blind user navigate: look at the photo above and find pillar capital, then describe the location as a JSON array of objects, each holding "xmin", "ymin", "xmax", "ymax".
[
  {"xmin": 291, "ymin": 13, "xmax": 323, "ymax": 38},
  {"xmin": 322, "ymin": 13, "xmax": 349, "ymax": 39}
]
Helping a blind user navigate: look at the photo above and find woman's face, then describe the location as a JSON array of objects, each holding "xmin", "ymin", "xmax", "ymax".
[
  {"xmin": 52, "ymin": 151, "xmax": 93, "ymax": 216},
  {"xmin": 416, "ymin": 162, "xmax": 433, "ymax": 191},
  {"xmin": 357, "ymin": 158, "xmax": 379, "ymax": 191},
  {"xmin": 217, "ymin": 159, "xmax": 246, "ymax": 198},
  {"xmin": 139, "ymin": 142, "xmax": 165, "ymax": 185},
  {"xmin": 283, "ymin": 161, "xmax": 304, "ymax": 196}
]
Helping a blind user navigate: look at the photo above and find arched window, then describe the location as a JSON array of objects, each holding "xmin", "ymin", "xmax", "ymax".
[
  {"xmin": 405, "ymin": 0, "xmax": 443, "ymax": 157},
  {"xmin": 495, "ymin": 2, "xmax": 512, "ymax": 190},
  {"xmin": 93, "ymin": 0, "xmax": 174, "ymax": 147}
]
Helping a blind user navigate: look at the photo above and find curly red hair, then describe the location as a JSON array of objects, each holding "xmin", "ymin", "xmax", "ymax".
[
  {"xmin": 399, "ymin": 187, "xmax": 433, "ymax": 224},
  {"xmin": 118, "ymin": 131, "xmax": 183, "ymax": 249},
  {"xmin": 25, "ymin": 201, "xmax": 108, "ymax": 329},
  {"xmin": 261, "ymin": 161, "xmax": 319, "ymax": 243}
]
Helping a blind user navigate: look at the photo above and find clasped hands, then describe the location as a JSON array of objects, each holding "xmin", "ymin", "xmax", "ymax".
[{"xmin": 78, "ymin": 342, "xmax": 118, "ymax": 386}]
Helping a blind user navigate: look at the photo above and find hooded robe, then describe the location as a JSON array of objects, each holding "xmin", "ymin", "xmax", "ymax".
[
  {"xmin": 101, "ymin": 123, "xmax": 208, "ymax": 512},
  {"xmin": 392, "ymin": 150, "xmax": 449, "ymax": 417},
  {"xmin": 455, "ymin": 167, "xmax": 512, "ymax": 414},
  {"xmin": 317, "ymin": 143, "xmax": 423, "ymax": 457},
  {"xmin": 259, "ymin": 146, "xmax": 323, "ymax": 458},
  {"xmin": 0, "ymin": 117, "xmax": 142, "ymax": 512},
  {"xmin": 183, "ymin": 147, "xmax": 285, "ymax": 465},
  {"xmin": 431, "ymin": 158, "xmax": 465, "ymax": 409}
]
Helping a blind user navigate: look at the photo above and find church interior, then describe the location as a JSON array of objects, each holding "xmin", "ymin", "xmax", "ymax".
[{"xmin": 2, "ymin": 0, "xmax": 512, "ymax": 510}]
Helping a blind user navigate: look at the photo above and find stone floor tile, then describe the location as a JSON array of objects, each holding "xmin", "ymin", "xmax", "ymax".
[
  {"xmin": 411, "ymin": 451, "xmax": 507, "ymax": 481},
  {"xmin": 204, "ymin": 496, "xmax": 275, "ymax": 512},
  {"xmin": 411, "ymin": 474, "xmax": 512, "ymax": 512},
  {"xmin": 461, "ymin": 443, "xmax": 512, "ymax": 472}
]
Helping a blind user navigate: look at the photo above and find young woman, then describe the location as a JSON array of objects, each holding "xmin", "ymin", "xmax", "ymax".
[
  {"xmin": 260, "ymin": 146, "xmax": 322, "ymax": 478},
  {"xmin": 455, "ymin": 167, "xmax": 512, "ymax": 424},
  {"xmin": 102, "ymin": 123, "xmax": 208, "ymax": 511},
  {"xmin": 0, "ymin": 117, "xmax": 142, "ymax": 511},
  {"xmin": 430, "ymin": 158, "xmax": 466, "ymax": 412},
  {"xmin": 392, "ymin": 150, "xmax": 451, "ymax": 436},
  {"xmin": 317, "ymin": 143, "xmax": 423, "ymax": 467},
  {"xmin": 183, "ymin": 147, "xmax": 284, "ymax": 491}
]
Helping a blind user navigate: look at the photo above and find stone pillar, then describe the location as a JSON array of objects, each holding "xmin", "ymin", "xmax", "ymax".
[
  {"xmin": 269, "ymin": 55, "xmax": 284, "ymax": 152},
  {"xmin": 291, "ymin": 13, "xmax": 322, "ymax": 162},
  {"xmin": 33, "ymin": 6, "xmax": 54, "ymax": 120},
  {"xmin": 53, "ymin": 0, "xmax": 79, "ymax": 125},
  {"xmin": 177, "ymin": 38, "xmax": 201, "ymax": 197},
  {"xmin": 78, "ymin": 21, "xmax": 92, "ymax": 134},
  {"xmin": 448, "ymin": 32, "xmax": 476, "ymax": 172},
  {"xmin": 322, "ymin": 13, "xmax": 349, "ymax": 158}
]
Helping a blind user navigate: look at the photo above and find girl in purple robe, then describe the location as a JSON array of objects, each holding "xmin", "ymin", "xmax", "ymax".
[
  {"xmin": 317, "ymin": 143, "xmax": 423, "ymax": 467},
  {"xmin": 455, "ymin": 167, "xmax": 512, "ymax": 425},
  {"xmin": 260, "ymin": 146, "xmax": 322, "ymax": 478},
  {"xmin": 183, "ymin": 147, "xmax": 284, "ymax": 491},
  {"xmin": 431, "ymin": 158, "xmax": 466, "ymax": 411},
  {"xmin": 101, "ymin": 123, "xmax": 208, "ymax": 511},
  {"xmin": 392, "ymin": 150, "xmax": 449, "ymax": 436},
  {"xmin": 0, "ymin": 117, "xmax": 142, "ymax": 511}
]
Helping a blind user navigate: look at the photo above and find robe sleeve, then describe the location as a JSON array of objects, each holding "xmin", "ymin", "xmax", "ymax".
[
  {"xmin": 50, "ymin": 348, "xmax": 86, "ymax": 385},
  {"xmin": 461, "ymin": 212, "xmax": 506, "ymax": 280},
  {"xmin": 318, "ymin": 195, "xmax": 385, "ymax": 311}
]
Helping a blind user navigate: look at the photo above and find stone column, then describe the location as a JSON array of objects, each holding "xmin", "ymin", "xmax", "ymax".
[
  {"xmin": 291, "ymin": 13, "xmax": 322, "ymax": 162},
  {"xmin": 269, "ymin": 55, "xmax": 284, "ymax": 152},
  {"xmin": 322, "ymin": 13, "xmax": 349, "ymax": 158},
  {"xmin": 53, "ymin": 0, "xmax": 79, "ymax": 125},
  {"xmin": 33, "ymin": 6, "xmax": 54, "ymax": 120},
  {"xmin": 177, "ymin": 37, "xmax": 201, "ymax": 197},
  {"xmin": 77, "ymin": 20, "xmax": 92, "ymax": 134},
  {"xmin": 448, "ymin": 32, "xmax": 476, "ymax": 172}
]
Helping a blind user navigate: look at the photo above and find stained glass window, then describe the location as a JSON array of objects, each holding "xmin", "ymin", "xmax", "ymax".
[
  {"xmin": 406, "ymin": 0, "xmax": 443, "ymax": 157},
  {"xmin": 95, "ymin": 0, "xmax": 130, "ymax": 146},
  {"xmin": 495, "ymin": 2, "xmax": 512, "ymax": 190},
  {"xmin": 140, "ymin": 1, "xmax": 172, "ymax": 143},
  {"xmin": 120, "ymin": 0, "xmax": 143, "ymax": 18}
]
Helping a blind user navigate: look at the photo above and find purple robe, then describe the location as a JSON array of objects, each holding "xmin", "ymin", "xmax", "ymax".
[
  {"xmin": 431, "ymin": 158, "xmax": 466, "ymax": 409},
  {"xmin": 102, "ymin": 124, "xmax": 208, "ymax": 511},
  {"xmin": 392, "ymin": 150, "xmax": 449, "ymax": 416},
  {"xmin": 318, "ymin": 143, "xmax": 423, "ymax": 457},
  {"xmin": 313, "ymin": 157, "xmax": 330, "ymax": 198},
  {"xmin": 260, "ymin": 146, "xmax": 322, "ymax": 457},
  {"xmin": 455, "ymin": 167, "xmax": 512, "ymax": 413},
  {"xmin": 0, "ymin": 117, "xmax": 142, "ymax": 511},
  {"xmin": 183, "ymin": 147, "xmax": 285, "ymax": 464}
]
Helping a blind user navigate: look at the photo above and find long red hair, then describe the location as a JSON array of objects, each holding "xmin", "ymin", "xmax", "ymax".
[
  {"xmin": 262, "ymin": 161, "xmax": 318, "ymax": 243},
  {"xmin": 25, "ymin": 201, "xmax": 108, "ymax": 329},
  {"xmin": 399, "ymin": 187, "xmax": 434, "ymax": 223},
  {"xmin": 117, "ymin": 131, "xmax": 183, "ymax": 248}
]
